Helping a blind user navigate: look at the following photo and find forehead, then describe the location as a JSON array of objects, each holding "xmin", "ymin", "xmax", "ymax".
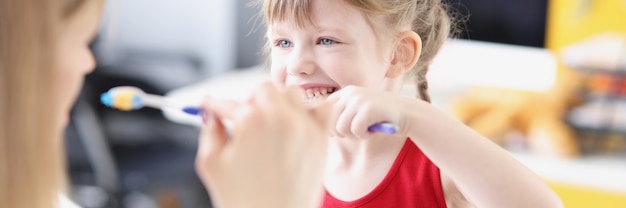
[{"xmin": 266, "ymin": 0, "xmax": 368, "ymax": 31}]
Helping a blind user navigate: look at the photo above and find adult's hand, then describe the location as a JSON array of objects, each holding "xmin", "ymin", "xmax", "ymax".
[{"xmin": 195, "ymin": 82, "xmax": 333, "ymax": 208}]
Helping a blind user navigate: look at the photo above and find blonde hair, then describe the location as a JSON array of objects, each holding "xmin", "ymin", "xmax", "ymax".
[
  {"xmin": 0, "ymin": 0, "xmax": 87, "ymax": 207},
  {"xmin": 261, "ymin": 0, "xmax": 454, "ymax": 102}
]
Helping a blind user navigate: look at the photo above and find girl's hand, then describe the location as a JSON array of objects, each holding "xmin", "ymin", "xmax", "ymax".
[
  {"xmin": 326, "ymin": 85, "xmax": 422, "ymax": 139},
  {"xmin": 194, "ymin": 82, "xmax": 333, "ymax": 208}
]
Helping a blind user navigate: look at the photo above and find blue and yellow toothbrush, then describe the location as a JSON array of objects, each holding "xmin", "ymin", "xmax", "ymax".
[{"xmin": 100, "ymin": 86, "xmax": 201, "ymax": 116}]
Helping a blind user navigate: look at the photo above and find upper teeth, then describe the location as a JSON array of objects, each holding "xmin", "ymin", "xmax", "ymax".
[{"xmin": 306, "ymin": 87, "xmax": 335, "ymax": 99}]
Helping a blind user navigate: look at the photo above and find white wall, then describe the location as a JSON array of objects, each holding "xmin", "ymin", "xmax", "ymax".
[{"xmin": 95, "ymin": 0, "xmax": 238, "ymax": 76}]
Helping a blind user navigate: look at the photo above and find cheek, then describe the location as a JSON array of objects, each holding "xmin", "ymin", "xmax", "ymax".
[
  {"xmin": 356, "ymin": 51, "xmax": 390, "ymax": 84},
  {"xmin": 320, "ymin": 54, "xmax": 384, "ymax": 87},
  {"xmin": 269, "ymin": 55, "xmax": 287, "ymax": 86}
]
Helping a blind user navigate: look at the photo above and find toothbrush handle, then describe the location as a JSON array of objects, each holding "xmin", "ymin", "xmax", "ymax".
[
  {"xmin": 182, "ymin": 107, "xmax": 397, "ymax": 134},
  {"xmin": 368, "ymin": 123, "xmax": 398, "ymax": 134},
  {"xmin": 182, "ymin": 107, "xmax": 202, "ymax": 116}
]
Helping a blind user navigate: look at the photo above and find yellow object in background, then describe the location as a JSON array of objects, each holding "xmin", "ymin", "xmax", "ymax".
[
  {"xmin": 546, "ymin": 0, "xmax": 626, "ymax": 53},
  {"xmin": 545, "ymin": 0, "xmax": 626, "ymax": 207},
  {"xmin": 548, "ymin": 182, "xmax": 626, "ymax": 208}
]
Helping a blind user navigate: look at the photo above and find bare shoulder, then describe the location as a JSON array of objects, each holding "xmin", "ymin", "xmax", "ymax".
[{"xmin": 440, "ymin": 172, "xmax": 474, "ymax": 208}]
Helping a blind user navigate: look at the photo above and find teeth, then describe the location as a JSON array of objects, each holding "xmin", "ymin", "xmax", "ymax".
[{"xmin": 305, "ymin": 87, "xmax": 335, "ymax": 100}]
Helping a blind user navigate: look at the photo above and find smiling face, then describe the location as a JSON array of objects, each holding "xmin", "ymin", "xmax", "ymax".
[{"xmin": 267, "ymin": 0, "xmax": 398, "ymax": 102}]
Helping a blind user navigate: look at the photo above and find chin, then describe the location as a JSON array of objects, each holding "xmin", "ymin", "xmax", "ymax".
[
  {"xmin": 56, "ymin": 111, "xmax": 71, "ymax": 131},
  {"xmin": 303, "ymin": 96, "xmax": 328, "ymax": 109},
  {"xmin": 57, "ymin": 96, "xmax": 76, "ymax": 130}
]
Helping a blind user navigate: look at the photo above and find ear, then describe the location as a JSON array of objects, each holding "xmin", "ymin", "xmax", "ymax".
[{"xmin": 386, "ymin": 31, "xmax": 422, "ymax": 78}]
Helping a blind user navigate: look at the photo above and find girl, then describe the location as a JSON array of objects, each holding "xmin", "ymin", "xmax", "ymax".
[
  {"xmin": 0, "ymin": 0, "xmax": 332, "ymax": 207},
  {"xmin": 253, "ymin": 0, "xmax": 565, "ymax": 207}
]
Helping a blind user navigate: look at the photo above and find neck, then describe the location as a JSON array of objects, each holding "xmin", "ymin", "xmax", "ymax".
[
  {"xmin": 383, "ymin": 74, "xmax": 418, "ymax": 98},
  {"xmin": 326, "ymin": 134, "xmax": 407, "ymax": 170},
  {"xmin": 382, "ymin": 75, "xmax": 405, "ymax": 92}
]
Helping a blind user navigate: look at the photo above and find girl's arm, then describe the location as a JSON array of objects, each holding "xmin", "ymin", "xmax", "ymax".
[
  {"xmin": 406, "ymin": 100, "xmax": 563, "ymax": 208},
  {"xmin": 325, "ymin": 86, "xmax": 562, "ymax": 207}
]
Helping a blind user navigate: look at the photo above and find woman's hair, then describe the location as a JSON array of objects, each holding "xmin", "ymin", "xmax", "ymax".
[
  {"xmin": 0, "ymin": 0, "xmax": 87, "ymax": 207},
  {"xmin": 261, "ymin": 0, "xmax": 456, "ymax": 102}
]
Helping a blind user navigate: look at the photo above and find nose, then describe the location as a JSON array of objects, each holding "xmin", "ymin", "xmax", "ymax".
[{"xmin": 286, "ymin": 46, "xmax": 316, "ymax": 76}]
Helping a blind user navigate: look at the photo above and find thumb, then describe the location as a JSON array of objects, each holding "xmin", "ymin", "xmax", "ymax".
[
  {"xmin": 196, "ymin": 112, "xmax": 228, "ymax": 172},
  {"xmin": 195, "ymin": 98, "xmax": 236, "ymax": 175},
  {"xmin": 196, "ymin": 112, "xmax": 228, "ymax": 160},
  {"xmin": 196, "ymin": 97, "xmax": 241, "ymax": 154}
]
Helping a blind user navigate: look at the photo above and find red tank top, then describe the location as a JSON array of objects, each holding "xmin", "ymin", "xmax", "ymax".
[{"xmin": 322, "ymin": 139, "xmax": 447, "ymax": 208}]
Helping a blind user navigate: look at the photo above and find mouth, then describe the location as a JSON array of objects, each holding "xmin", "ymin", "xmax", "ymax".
[{"xmin": 304, "ymin": 86, "xmax": 338, "ymax": 101}]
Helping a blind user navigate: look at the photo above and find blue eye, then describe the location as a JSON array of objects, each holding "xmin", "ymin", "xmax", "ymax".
[
  {"xmin": 278, "ymin": 40, "xmax": 292, "ymax": 48},
  {"xmin": 319, "ymin": 38, "xmax": 335, "ymax": 45}
]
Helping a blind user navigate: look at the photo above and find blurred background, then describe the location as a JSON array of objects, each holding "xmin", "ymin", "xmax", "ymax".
[{"xmin": 64, "ymin": 0, "xmax": 626, "ymax": 207}]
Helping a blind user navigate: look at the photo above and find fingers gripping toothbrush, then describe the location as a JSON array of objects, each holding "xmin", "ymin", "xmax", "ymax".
[{"xmin": 100, "ymin": 86, "xmax": 398, "ymax": 134}]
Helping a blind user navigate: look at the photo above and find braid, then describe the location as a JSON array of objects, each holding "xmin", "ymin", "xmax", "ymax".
[
  {"xmin": 416, "ymin": 65, "xmax": 431, "ymax": 102},
  {"xmin": 412, "ymin": 0, "xmax": 451, "ymax": 103}
]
